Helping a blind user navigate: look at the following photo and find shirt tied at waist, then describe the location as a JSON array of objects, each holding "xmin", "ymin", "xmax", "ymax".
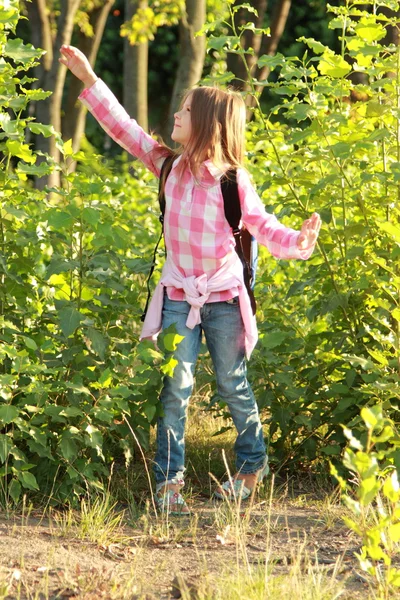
[{"xmin": 140, "ymin": 255, "xmax": 258, "ymax": 359}]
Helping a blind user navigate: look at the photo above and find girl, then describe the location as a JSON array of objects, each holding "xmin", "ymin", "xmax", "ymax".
[{"xmin": 59, "ymin": 45, "xmax": 321, "ymax": 516}]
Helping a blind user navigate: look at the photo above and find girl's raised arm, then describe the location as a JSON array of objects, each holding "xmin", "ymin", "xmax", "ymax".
[
  {"xmin": 59, "ymin": 45, "xmax": 164, "ymax": 177},
  {"xmin": 237, "ymin": 168, "xmax": 320, "ymax": 260},
  {"xmin": 59, "ymin": 45, "xmax": 98, "ymax": 88}
]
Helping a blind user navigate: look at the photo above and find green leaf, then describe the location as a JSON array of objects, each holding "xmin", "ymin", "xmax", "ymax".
[
  {"xmin": 57, "ymin": 306, "xmax": 85, "ymax": 338},
  {"xmin": 85, "ymin": 425, "xmax": 103, "ymax": 457},
  {"xmin": 208, "ymin": 35, "xmax": 240, "ymax": 52},
  {"xmin": 289, "ymin": 103, "xmax": 316, "ymax": 122},
  {"xmin": 18, "ymin": 470, "xmax": 39, "ymax": 491},
  {"xmin": 342, "ymin": 354, "xmax": 376, "ymax": 371},
  {"xmin": 163, "ymin": 333, "xmax": 185, "ymax": 352},
  {"xmin": 0, "ymin": 405, "xmax": 19, "ymax": 424},
  {"xmin": 8, "ymin": 479, "xmax": 21, "ymax": 503},
  {"xmin": 0, "ymin": 434, "xmax": 12, "ymax": 462},
  {"xmin": 0, "ymin": 7, "xmax": 19, "ymax": 26},
  {"xmin": 59, "ymin": 434, "xmax": 78, "ymax": 461},
  {"xmin": 45, "ymin": 258, "xmax": 78, "ymax": 278},
  {"xmin": 297, "ymin": 37, "xmax": 327, "ymax": 55},
  {"xmin": 6, "ymin": 139, "xmax": 35, "ymax": 164},
  {"xmin": 62, "ymin": 406, "xmax": 84, "ymax": 417},
  {"xmin": 161, "ymin": 356, "xmax": 178, "ymax": 378},
  {"xmin": 377, "ymin": 221, "xmax": 400, "ymax": 243},
  {"xmin": 27, "ymin": 122, "xmax": 57, "ymax": 138},
  {"xmin": 16, "ymin": 161, "xmax": 52, "ymax": 176},
  {"xmin": 65, "ymin": 382, "xmax": 91, "ymax": 397},
  {"xmin": 86, "ymin": 327, "xmax": 107, "ymax": 360},
  {"xmin": 233, "ymin": 2, "xmax": 258, "ymax": 15},
  {"xmin": 27, "ymin": 441, "xmax": 53, "ymax": 460},
  {"xmin": 355, "ymin": 20, "xmax": 386, "ymax": 43},
  {"xmin": 373, "ymin": 424, "xmax": 394, "ymax": 444},
  {"xmin": 46, "ymin": 209, "xmax": 75, "ymax": 230},
  {"xmin": 383, "ymin": 472, "xmax": 399, "ymax": 503},
  {"xmin": 359, "ymin": 476, "xmax": 380, "ymax": 506},
  {"xmin": 81, "ymin": 207, "xmax": 101, "ymax": 226},
  {"xmin": 389, "ymin": 523, "xmax": 400, "ymax": 543},
  {"xmin": 23, "ymin": 89, "xmax": 52, "ymax": 101},
  {"xmin": 257, "ymin": 53, "xmax": 285, "ymax": 70},
  {"xmin": 143, "ymin": 403, "xmax": 156, "ymax": 422},
  {"xmin": 98, "ymin": 368, "xmax": 112, "ymax": 388},
  {"xmin": 60, "ymin": 138, "xmax": 74, "ymax": 157},
  {"xmin": 23, "ymin": 337, "xmax": 37, "ymax": 350},
  {"xmin": 361, "ymin": 406, "xmax": 383, "ymax": 430},
  {"xmin": 3, "ymin": 39, "xmax": 43, "ymax": 64},
  {"xmin": 318, "ymin": 51, "xmax": 351, "ymax": 78},
  {"xmin": 261, "ymin": 331, "xmax": 291, "ymax": 349}
]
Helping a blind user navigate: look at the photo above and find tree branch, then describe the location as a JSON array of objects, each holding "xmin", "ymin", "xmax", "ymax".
[{"xmin": 63, "ymin": 0, "xmax": 116, "ymax": 146}]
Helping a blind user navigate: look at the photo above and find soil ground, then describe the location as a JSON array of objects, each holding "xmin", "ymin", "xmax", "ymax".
[{"xmin": 0, "ymin": 494, "xmax": 371, "ymax": 600}]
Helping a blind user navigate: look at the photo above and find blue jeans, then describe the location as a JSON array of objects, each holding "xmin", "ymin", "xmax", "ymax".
[{"xmin": 154, "ymin": 294, "xmax": 267, "ymax": 490}]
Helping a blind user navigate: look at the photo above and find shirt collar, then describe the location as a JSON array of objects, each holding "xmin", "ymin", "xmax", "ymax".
[
  {"xmin": 203, "ymin": 160, "xmax": 226, "ymax": 180},
  {"xmin": 171, "ymin": 156, "xmax": 227, "ymax": 180}
]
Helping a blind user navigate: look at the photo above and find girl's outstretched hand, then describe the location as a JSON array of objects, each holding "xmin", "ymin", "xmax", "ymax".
[
  {"xmin": 59, "ymin": 45, "xmax": 98, "ymax": 88},
  {"xmin": 297, "ymin": 212, "xmax": 321, "ymax": 250}
]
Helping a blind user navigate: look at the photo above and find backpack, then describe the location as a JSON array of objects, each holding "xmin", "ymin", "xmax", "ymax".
[{"xmin": 141, "ymin": 155, "xmax": 257, "ymax": 321}]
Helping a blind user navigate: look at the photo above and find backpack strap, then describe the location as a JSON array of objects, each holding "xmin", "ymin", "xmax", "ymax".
[
  {"xmin": 158, "ymin": 153, "xmax": 176, "ymax": 218},
  {"xmin": 140, "ymin": 154, "xmax": 176, "ymax": 322},
  {"xmin": 221, "ymin": 169, "xmax": 257, "ymax": 315}
]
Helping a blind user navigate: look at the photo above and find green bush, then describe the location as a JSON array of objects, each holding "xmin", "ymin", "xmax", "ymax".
[
  {"xmin": 0, "ymin": 2, "xmax": 180, "ymax": 506},
  {"xmin": 200, "ymin": 0, "xmax": 400, "ymax": 471},
  {"xmin": 332, "ymin": 405, "xmax": 400, "ymax": 599}
]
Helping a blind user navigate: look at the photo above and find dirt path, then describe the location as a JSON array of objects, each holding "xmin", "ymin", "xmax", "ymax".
[{"xmin": 0, "ymin": 497, "xmax": 369, "ymax": 600}]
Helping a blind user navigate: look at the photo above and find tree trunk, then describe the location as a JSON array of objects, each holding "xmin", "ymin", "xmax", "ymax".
[
  {"xmin": 123, "ymin": 0, "xmax": 148, "ymax": 131},
  {"xmin": 226, "ymin": 0, "xmax": 268, "ymax": 93},
  {"xmin": 381, "ymin": 5, "xmax": 400, "ymax": 46},
  {"xmin": 63, "ymin": 0, "xmax": 116, "ymax": 153},
  {"xmin": 27, "ymin": 0, "xmax": 82, "ymax": 189},
  {"xmin": 165, "ymin": 0, "xmax": 206, "ymax": 142},
  {"xmin": 255, "ymin": 0, "xmax": 291, "ymax": 91},
  {"xmin": 226, "ymin": 0, "xmax": 291, "ymax": 109}
]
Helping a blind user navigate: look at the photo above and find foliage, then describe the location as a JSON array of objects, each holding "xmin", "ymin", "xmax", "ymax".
[
  {"xmin": 200, "ymin": 1, "xmax": 400, "ymax": 470},
  {"xmin": 0, "ymin": 3, "xmax": 181, "ymax": 506},
  {"xmin": 3, "ymin": 0, "xmax": 400, "ymax": 506},
  {"xmin": 120, "ymin": 0, "xmax": 185, "ymax": 45},
  {"xmin": 332, "ymin": 405, "xmax": 400, "ymax": 599}
]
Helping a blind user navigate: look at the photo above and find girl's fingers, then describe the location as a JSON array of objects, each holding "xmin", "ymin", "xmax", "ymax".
[{"xmin": 298, "ymin": 212, "xmax": 321, "ymax": 249}]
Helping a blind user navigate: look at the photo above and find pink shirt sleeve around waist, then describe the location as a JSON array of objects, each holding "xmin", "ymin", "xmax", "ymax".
[
  {"xmin": 237, "ymin": 168, "xmax": 316, "ymax": 260},
  {"xmin": 79, "ymin": 79, "xmax": 164, "ymax": 178}
]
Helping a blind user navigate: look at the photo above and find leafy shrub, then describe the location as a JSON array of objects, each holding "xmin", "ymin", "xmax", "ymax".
[
  {"xmin": 202, "ymin": 0, "xmax": 400, "ymax": 471},
  {"xmin": 0, "ymin": 3, "xmax": 179, "ymax": 505},
  {"xmin": 332, "ymin": 405, "xmax": 400, "ymax": 598}
]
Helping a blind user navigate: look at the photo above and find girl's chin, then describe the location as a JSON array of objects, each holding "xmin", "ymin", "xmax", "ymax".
[{"xmin": 171, "ymin": 134, "xmax": 184, "ymax": 144}]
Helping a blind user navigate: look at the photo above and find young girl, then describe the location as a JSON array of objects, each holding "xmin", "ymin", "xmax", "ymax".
[{"xmin": 59, "ymin": 45, "xmax": 321, "ymax": 516}]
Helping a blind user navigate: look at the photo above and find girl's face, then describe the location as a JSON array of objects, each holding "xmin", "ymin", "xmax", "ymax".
[{"xmin": 172, "ymin": 95, "xmax": 192, "ymax": 146}]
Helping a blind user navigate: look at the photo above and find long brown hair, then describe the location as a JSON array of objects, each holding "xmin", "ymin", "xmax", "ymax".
[{"xmin": 154, "ymin": 86, "xmax": 246, "ymax": 181}]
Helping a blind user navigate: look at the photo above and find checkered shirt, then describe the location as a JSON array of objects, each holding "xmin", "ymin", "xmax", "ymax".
[{"xmin": 80, "ymin": 80, "xmax": 313, "ymax": 304}]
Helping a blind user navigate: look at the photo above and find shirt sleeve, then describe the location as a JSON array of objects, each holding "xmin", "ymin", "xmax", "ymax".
[
  {"xmin": 237, "ymin": 168, "xmax": 315, "ymax": 260},
  {"xmin": 79, "ymin": 79, "xmax": 164, "ymax": 178}
]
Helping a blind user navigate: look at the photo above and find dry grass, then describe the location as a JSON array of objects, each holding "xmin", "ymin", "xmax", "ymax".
[{"xmin": 0, "ymin": 405, "xmax": 381, "ymax": 600}]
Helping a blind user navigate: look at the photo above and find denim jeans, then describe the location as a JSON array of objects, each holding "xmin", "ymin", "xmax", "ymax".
[{"xmin": 154, "ymin": 294, "xmax": 267, "ymax": 490}]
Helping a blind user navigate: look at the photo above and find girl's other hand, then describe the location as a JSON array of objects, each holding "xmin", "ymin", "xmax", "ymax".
[
  {"xmin": 59, "ymin": 45, "xmax": 98, "ymax": 88},
  {"xmin": 297, "ymin": 212, "xmax": 321, "ymax": 250}
]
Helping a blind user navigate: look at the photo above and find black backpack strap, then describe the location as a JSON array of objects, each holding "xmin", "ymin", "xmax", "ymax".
[
  {"xmin": 158, "ymin": 153, "xmax": 176, "ymax": 218},
  {"xmin": 141, "ymin": 154, "xmax": 175, "ymax": 322},
  {"xmin": 221, "ymin": 169, "xmax": 257, "ymax": 315}
]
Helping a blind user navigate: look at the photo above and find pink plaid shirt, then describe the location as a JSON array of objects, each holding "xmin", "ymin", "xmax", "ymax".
[{"xmin": 80, "ymin": 80, "xmax": 315, "ymax": 354}]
